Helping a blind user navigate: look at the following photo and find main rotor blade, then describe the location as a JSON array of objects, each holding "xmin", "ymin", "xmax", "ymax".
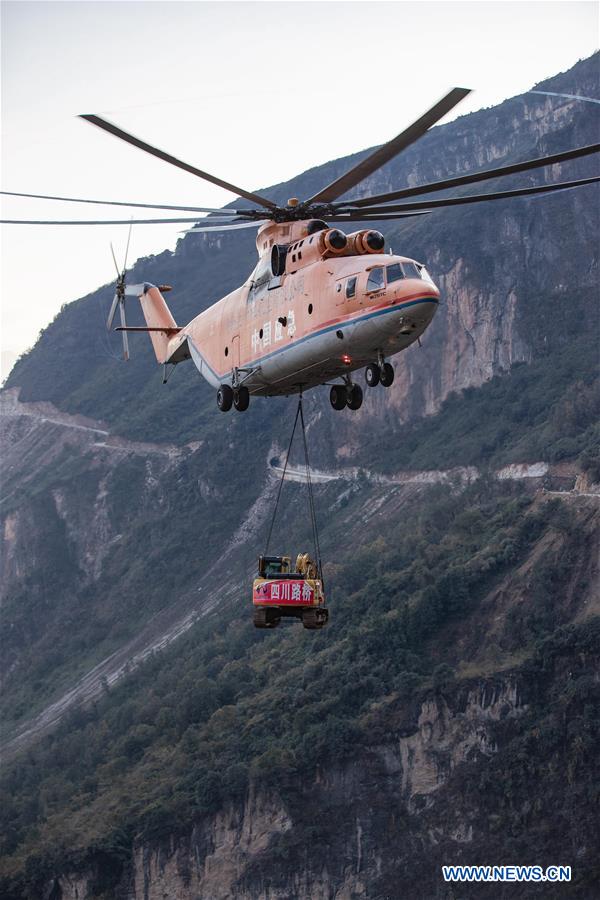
[
  {"xmin": 183, "ymin": 219, "xmax": 270, "ymax": 233},
  {"xmin": 0, "ymin": 189, "xmax": 248, "ymax": 215},
  {"xmin": 338, "ymin": 142, "xmax": 600, "ymax": 208},
  {"xmin": 305, "ymin": 87, "xmax": 471, "ymax": 205},
  {"xmin": 79, "ymin": 114, "xmax": 277, "ymax": 210},
  {"xmin": 109, "ymin": 242, "xmax": 121, "ymax": 277},
  {"xmin": 327, "ymin": 210, "xmax": 431, "ymax": 222},
  {"xmin": 0, "ymin": 215, "xmax": 258, "ymax": 225},
  {"xmin": 123, "ymin": 222, "xmax": 133, "ymax": 272},
  {"xmin": 337, "ymin": 175, "xmax": 600, "ymax": 215}
]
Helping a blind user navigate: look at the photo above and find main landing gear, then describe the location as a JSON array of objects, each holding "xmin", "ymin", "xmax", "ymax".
[
  {"xmin": 329, "ymin": 381, "xmax": 363, "ymax": 411},
  {"xmin": 217, "ymin": 384, "xmax": 250, "ymax": 412}
]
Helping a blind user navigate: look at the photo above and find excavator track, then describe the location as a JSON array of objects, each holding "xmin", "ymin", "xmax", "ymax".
[
  {"xmin": 301, "ymin": 607, "xmax": 329, "ymax": 630},
  {"xmin": 253, "ymin": 607, "xmax": 280, "ymax": 628}
]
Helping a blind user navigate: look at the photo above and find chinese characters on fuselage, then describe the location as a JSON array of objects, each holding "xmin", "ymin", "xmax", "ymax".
[{"xmin": 252, "ymin": 310, "xmax": 296, "ymax": 355}]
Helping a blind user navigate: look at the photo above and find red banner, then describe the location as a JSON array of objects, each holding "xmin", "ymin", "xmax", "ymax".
[{"xmin": 253, "ymin": 579, "xmax": 315, "ymax": 606}]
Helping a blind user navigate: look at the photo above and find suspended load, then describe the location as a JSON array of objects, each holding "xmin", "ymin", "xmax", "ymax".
[
  {"xmin": 254, "ymin": 397, "xmax": 328, "ymax": 630},
  {"xmin": 253, "ymin": 553, "xmax": 328, "ymax": 630}
]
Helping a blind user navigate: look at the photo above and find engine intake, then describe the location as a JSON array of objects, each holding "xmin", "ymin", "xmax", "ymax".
[{"xmin": 271, "ymin": 244, "xmax": 288, "ymax": 277}]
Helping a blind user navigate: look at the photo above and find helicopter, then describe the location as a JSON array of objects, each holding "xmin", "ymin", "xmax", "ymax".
[{"xmin": 2, "ymin": 88, "xmax": 599, "ymax": 413}]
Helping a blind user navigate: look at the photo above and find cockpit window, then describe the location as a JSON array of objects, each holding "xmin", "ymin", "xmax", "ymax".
[
  {"xmin": 386, "ymin": 263, "xmax": 404, "ymax": 283},
  {"xmin": 366, "ymin": 267, "xmax": 385, "ymax": 292},
  {"xmin": 402, "ymin": 261, "xmax": 422, "ymax": 279},
  {"xmin": 346, "ymin": 276, "xmax": 357, "ymax": 299},
  {"xmin": 419, "ymin": 265, "xmax": 435, "ymax": 285},
  {"xmin": 265, "ymin": 558, "xmax": 285, "ymax": 577}
]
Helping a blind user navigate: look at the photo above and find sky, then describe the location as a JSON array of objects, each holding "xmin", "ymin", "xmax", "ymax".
[{"xmin": 1, "ymin": 0, "xmax": 598, "ymax": 380}]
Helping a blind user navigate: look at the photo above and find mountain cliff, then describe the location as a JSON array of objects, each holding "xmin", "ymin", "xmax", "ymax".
[{"xmin": 0, "ymin": 54, "xmax": 599, "ymax": 899}]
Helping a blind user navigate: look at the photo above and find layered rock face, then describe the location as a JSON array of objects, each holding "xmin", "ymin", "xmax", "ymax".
[
  {"xmin": 48, "ymin": 680, "xmax": 522, "ymax": 899},
  {"xmin": 48, "ymin": 665, "xmax": 598, "ymax": 900}
]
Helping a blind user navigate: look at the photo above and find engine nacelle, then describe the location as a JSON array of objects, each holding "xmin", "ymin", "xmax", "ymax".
[
  {"xmin": 346, "ymin": 230, "xmax": 385, "ymax": 255},
  {"xmin": 319, "ymin": 228, "xmax": 348, "ymax": 256},
  {"xmin": 279, "ymin": 224, "xmax": 386, "ymax": 273},
  {"xmin": 283, "ymin": 226, "xmax": 348, "ymax": 272}
]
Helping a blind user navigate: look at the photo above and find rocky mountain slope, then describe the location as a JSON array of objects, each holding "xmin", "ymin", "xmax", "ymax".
[
  {"xmin": 42, "ymin": 631, "xmax": 600, "ymax": 900},
  {"xmin": 1, "ymin": 385, "xmax": 594, "ymax": 762},
  {"xmin": 0, "ymin": 55, "xmax": 599, "ymax": 899}
]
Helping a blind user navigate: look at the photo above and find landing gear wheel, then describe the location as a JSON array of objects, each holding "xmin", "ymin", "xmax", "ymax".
[
  {"xmin": 365, "ymin": 364, "xmax": 380, "ymax": 387},
  {"xmin": 330, "ymin": 384, "xmax": 347, "ymax": 411},
  {"xmin": 380, "ymin": 362, "xmax": 395, "ymax": 387},
  {"xmin": 233, "ymin": 385, "xmax": 250, "ymax": 411},
  {"xmin": 302, "ymin": 607, "xmax": 329, "ymax": 630},
  {"xmin": 217, "ymin": 384, "xmax": 233, "ymax": 412},
  {"xmin": 346, "ymin": 383, "xmax": 363, "ymax": 410}
]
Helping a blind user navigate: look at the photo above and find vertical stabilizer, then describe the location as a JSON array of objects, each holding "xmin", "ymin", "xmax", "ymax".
[{"xmin": 138, "ymin": 284, "xmax": 178, "ymax": 363}]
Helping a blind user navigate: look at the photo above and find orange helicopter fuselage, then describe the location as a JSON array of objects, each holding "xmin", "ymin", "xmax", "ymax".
[{"xmin": 158, "ymin": 219, "xmax": 440, "ymax": 396}]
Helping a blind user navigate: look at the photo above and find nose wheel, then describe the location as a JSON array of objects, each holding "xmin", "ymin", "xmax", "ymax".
[
  {"xmin": 365, "ymin": 363, "xmax": 380, "ymax": 387},
  {"xmin": 380, "ymin": 362, "xmax": 394, "ymax": 387},
  {"xmin": 365, "ymin": 360, "xmax": 394, "ymax": 388}
]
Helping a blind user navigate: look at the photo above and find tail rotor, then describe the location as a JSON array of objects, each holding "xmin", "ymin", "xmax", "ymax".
[
  {"xmin": 105, "ymin": 225, "xmax": 172, "ymax": 363},
  {"xmin": 107, "ymin": 227, "xmax": 133, "ymax": 361}
]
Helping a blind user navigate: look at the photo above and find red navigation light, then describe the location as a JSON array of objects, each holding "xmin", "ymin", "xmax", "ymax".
[{"xmin": 342, "ymin": 354, "xmax": 352, "ymax": 365}]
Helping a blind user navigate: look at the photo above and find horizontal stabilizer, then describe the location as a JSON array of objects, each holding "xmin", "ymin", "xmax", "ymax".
[
  {"xmin": 115, "ymin": 325, "xmax": 181, "ymax": 335},
  {"xmin": 123, "ymin": 283, "xmax": 148, "ymax": 297}
]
